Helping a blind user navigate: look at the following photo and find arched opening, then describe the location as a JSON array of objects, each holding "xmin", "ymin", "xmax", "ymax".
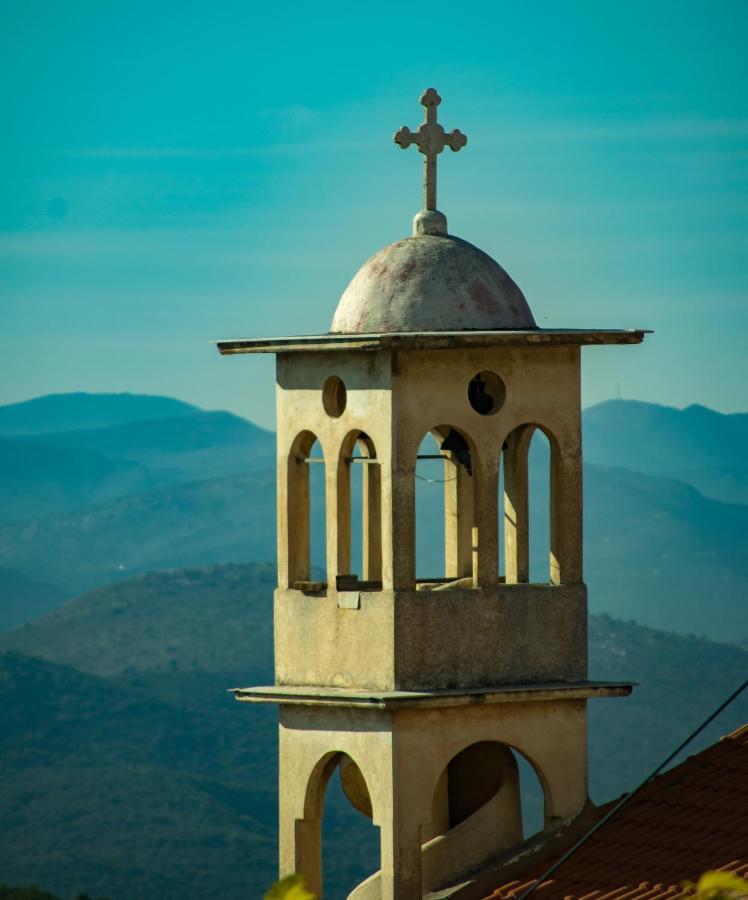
[
  {"xmin": 287, "ymin": 432, "xmax": 327, "ymax": 590},
  {"xmin": 501, "ymin": 424, "xmax": 559, "ymax": 585},
  {"xmin": 498, "ymin": 451, "xmax": 506, "ymax": 582},
  {"xmin": 427, "ymin": 741, "xmax": 547, "ymax": 847},
  {"xmin": 313, "ymin": 753, "xmax": 380, "ymax": 899},
  {"xmin": 336, "ymin": 432, "xmax": 382, "ymax": 590},
  {"xmin": 419, "ymin": 741, "xmax": 549, "ymax": 894},
  {"xmin": 528, "ymin": 429, "xmax": 552, "ymax": 584},
  {"xmin": 415, "ymin": 426, "xmax": 476, "ymax": 589},
  {"xmin": 515, "ymin": 751, "xmax": 545, "ymax": 838}
]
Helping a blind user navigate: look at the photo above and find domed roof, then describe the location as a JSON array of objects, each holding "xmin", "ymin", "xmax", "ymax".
[{"xmin": 330, "ymin": 229, "xmax": 536, "ymax": 334}]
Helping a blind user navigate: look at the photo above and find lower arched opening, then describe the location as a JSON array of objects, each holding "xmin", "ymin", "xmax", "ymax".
[
  {"xmin": 420, "ymin": 740, "xmax": 549, "ymax": 894},
  {"xmin": 320, "ymin": 753, "xmax": 380, "ymax": 899}
]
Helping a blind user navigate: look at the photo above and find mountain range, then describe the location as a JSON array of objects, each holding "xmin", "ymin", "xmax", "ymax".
[
  {"xmin": 1, "ymin": 392, "xmax": 746, "ymax": 642},
  {"xmin": 1, "ymin": 391, "xmax": 747, "ymax": 898},
  {"xmin": 1, "ymin": 563, "xmax": 746, "ymax": 900},
  {"xmin": 0, "ymin": 392, "xmax": 199, "ymax": 436},
  {"xmin": 584, "ymin": 400, "xmax": 748, "ymax": 504}
]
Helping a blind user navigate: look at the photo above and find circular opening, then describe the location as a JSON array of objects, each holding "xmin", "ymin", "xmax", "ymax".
[
  {"xmin": 322, "ymin": 375, "xmax": 347, "ymax": 417},
  {"xmin": 468, "ymin": 371, "xmax": 506, "ymax": 416}
]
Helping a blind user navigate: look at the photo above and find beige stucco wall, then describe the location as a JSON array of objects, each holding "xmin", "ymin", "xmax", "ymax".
[
  {"xmin": 274, "ymin": 345, "xmax": 584, "ymax": 692},
  {"xmin": 278, "ymin": 697, "xmax": 588, "ymax": 898},
  {"xmin": 275, "ymin": 583, "xmax": 587, "ymax": 690}
]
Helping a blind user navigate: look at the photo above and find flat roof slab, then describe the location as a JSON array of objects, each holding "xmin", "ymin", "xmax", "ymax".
[
  {"xmin": 232, "ymin": 680, "xmax": 634, "ymax": 709},
  {"xmin": 216, "ymin": 329, "xmax": 649, "ymax": 356}
]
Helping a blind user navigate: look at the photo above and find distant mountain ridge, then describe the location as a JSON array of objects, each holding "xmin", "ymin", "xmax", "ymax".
[
  {"xmin": 0, "ymin": 470, "xmax": 277, "ymax": 601},
  {"xmin": 1, "ymin": 457, "xmax": 746, "ymax": 641},
  {"xmin": 1, "ymin": 392, "xmax": 747, "ymax": 642},
  {"xmin": 1, "ymin": 390, "xmax": 747, "ymax": 897},
  {"xmin": 0, "ymin": 437, "xmax": 157, "ymax": 526},
  {"xmin": 25, "ymin": 409, "xmax": 272, "ymax": 455},
  {"xmin": 23, "ymin": 410, "xmax": 275, "ymax": 481},
  {"xmin": 0, "ymin": 392, "xmax": 199, "ymax": 436},
  {"xmin": 583, "ymin": 399, "xmax": 748, "ymax": 504},
  {"xmin": 0, "ymin": 404, "xmax": 274, "ymax": 530}
]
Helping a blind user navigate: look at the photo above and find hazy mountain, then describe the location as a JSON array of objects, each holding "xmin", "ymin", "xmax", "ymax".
[
  {"xmin": 0, "ymin": 407, "xmax": 273, "ymax": 528},
  {"xmin": 583, "ymin": 463, "xmax": 748, "ymax": 641},
  {"xmin": 25, "ymin": 410, "xmax": 275, "ymax": 483},
  {"xmin": 3, "ymin": 393, "xmax": 746, "ymax": 896},
  {"xmin": 0, "ymin": 392, "xmax": 199, "ymax": 436},
  {"xmin": 1, "ymin": 564, "xmax": 746, "ymax": 900},
  {"xmin": 0, "ymin": 437, "xmax": 157, "ymax": 525},
  {"xmin": 0, "ymin": 472, "xmax": 276, "ymax": 607},
  {"xmin": 584, "ymin": 399, "xmax": 748, "ymax": 504},
  {"xmin": 2, "ymin": 392, "xmax": 747, "ymax": 642},
  {"xmin": 0, "ymin": 651, "xmax": 279, "ymax": 900},
  {"xmin": 0, "ymin": 568, "xmax": 61, "ymax": 632},
  {"xmin": 0, "ymin": 563, "xmax": 277, "ymax": 683},
  {"xmin": 3, "ymin": 455, "xmax": 746, "ymax": 641},
  {"xmin": 0, "ymin": 564, "xmax": 378, "ymax": 900}
]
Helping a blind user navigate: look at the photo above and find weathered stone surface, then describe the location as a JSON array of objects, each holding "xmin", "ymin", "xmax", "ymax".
[
  {"xmin": 330, "ymin": 234, "xmax": 536, "ymax": 335},
  {"xmin": 276, "ymin": 698, "xmax": 590, "ymax": 897},
  {"xmin": 274, "ymin": 584, "xmax": 587, "ymax": 692}
]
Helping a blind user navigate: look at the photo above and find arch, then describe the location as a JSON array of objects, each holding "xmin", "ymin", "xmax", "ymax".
[
  {"xmin": 302, "ymin": 750, "xmax": 380, "ymax": 898},
  {"xmin": 415, "ymin": 424, "xmax": 479, "ymax": 588},
  {"xmin": 418, "ymin": 739, "xmax": 549, "ymax": 893},
  {"xmin": 430, "ymin": 735, "xmax": 552, "ymax": 837},
  {"xmin": 336, "ymin": 430, "xmax": 382, "ymax": 588},
  {"xmin": 302, "ymin": 748, "xmax": 377, "ymax": 823},
  {"xmin": 501, "ymin": 422, "xmax": 564, "ymax": 585},
  {"xmin": 287, "ymin": 431, "xmax": 327, "ymax": 589}
]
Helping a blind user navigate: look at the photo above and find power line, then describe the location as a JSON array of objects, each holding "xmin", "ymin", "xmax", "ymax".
[{"xmin": 517, "ymin": 676, "xmax": 748, "ymax": 900}]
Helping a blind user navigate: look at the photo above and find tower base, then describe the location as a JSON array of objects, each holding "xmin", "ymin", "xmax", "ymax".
[{"xmin": 235, "ymin": 682, "xmax": 631, "ymax": 899}]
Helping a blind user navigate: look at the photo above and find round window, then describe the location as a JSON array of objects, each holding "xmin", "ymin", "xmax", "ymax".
[
  {"xmin": 468, "ymin": 371, "xmax": 506, "ymax": 416},
  {"xmin": 322, "ymin": 375, "xmax": 347, "ymax": 417}
]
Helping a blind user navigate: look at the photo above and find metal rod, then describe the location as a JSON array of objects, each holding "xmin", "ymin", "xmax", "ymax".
[
  {"xmin": 295, "ymin": 457, "xmax": 325, "ymax": 464},
  {"xmin": 417, "ymin": 454, "xmax": 450, "ymax": 460},
  {"xmin": 345, "ymin": 457, "xmax": 378, "ymax": 464}
]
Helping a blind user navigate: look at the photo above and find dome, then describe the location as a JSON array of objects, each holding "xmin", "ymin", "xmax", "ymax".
[{"xmin": 330, "ymin": 230, "xmax": 536, "ymax": 334}]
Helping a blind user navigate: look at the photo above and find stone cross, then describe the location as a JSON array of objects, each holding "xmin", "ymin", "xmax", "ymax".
[{"xmin": 394, "ymin": 88, "xmax": 467, "ymax": 211}]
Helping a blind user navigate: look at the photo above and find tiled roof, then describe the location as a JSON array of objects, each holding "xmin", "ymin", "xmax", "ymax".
[{"xmin": 483, "ymin": 723, "xmax": 748, "ymax": 900}]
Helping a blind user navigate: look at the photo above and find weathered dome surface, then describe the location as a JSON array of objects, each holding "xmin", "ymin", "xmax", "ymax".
[{"xmin": 330, "ymin": 233, "xmax": 536, "ymax": 334}]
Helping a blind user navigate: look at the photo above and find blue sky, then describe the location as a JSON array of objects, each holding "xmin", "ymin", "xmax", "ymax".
[{"xmin": 2, "ymin": 0, "xmax": 746, "ymax": 428}]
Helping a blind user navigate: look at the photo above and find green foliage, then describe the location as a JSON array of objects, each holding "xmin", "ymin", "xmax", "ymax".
[
  {"xmin": 684, "ymin": 871, "xmax": 748, "ymax": 899},
  {"xmin": 264, "ymin": 875, "xmax": 316, "ymax": 900}
]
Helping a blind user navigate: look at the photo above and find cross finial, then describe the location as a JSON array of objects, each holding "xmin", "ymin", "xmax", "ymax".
[{"xmin": 394, "ymin": 88, "xmax": 467, "ymax": 229}]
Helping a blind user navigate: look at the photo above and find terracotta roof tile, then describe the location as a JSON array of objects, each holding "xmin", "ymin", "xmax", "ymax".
[{"xmin": 482, "ymin": 722, "xmax": 748, "ymax": 900}]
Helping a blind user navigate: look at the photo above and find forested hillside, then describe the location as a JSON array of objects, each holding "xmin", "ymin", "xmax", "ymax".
[
  {"xmin": 2, "ymin": 424, "xmax": 747, "ymax": 640},
  {"xmin": 1, "ymin": 392, "xmax": 747, "ymax": 897},
  {"xmin": 1, "ymin": 563, "xmax": 746, "ymax": 899}
]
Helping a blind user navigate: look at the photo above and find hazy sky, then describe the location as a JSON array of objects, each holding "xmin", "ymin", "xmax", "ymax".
[{"xmin": 2, "ymin": 0, "xmax": 746, "ymax": 428}]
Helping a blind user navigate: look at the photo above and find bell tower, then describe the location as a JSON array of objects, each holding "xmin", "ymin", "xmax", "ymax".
[{"xmin": 218, "ymin": 89, "xmax": 647, "ymax": 899}]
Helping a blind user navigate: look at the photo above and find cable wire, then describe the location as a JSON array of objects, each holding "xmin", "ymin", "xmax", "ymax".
[{"xmin": 517, "ymin": 676, "xmax": 748, "ymax": 900}]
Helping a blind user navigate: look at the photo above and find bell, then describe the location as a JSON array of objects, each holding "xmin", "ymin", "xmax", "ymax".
[
  {"xmin": 440, "ymin": 429, "xmax": 472, "ymax": 475},
  {"xmin": 468, "ymin": 375, "xmax": 494, "ymax": 415}
]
